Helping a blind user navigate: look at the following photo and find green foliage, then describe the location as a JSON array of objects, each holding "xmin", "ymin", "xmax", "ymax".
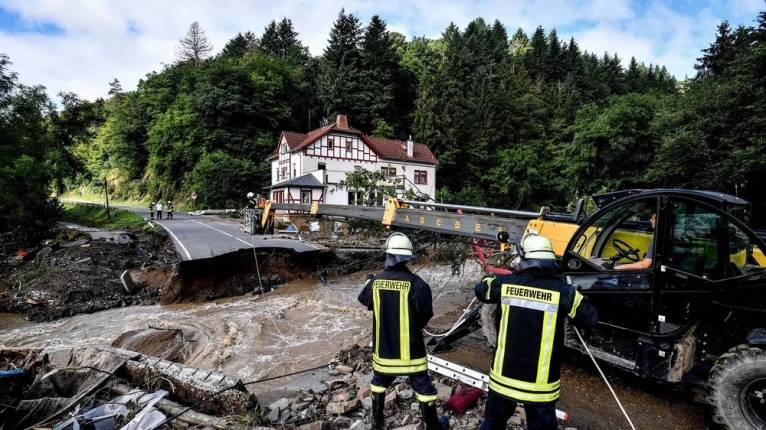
[
  {"xmin": 0, "ymin": 56, "xmax": 61, "ymax": 244},
  {"xmin": 372, "ymin": 120, "xmax": 395, "ymax": 138},
  {"xmin": 337, "ymin": 168, "xmax": 401, "ymax": 206},
  {"xmin": 62, "ymin": 204, "xmax": 146, "ymax": 230},
  {"xmin": 185, "ymin": 151, "xmax": 261, "ymax": 209}
]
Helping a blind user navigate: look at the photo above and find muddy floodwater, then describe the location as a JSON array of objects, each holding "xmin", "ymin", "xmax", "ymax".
[
  {"xmin": 0, "ymin": 263, "xmax": 477, "ymax": 384},
  {"xmin": 0, "ymin": 261, "xmax": 707, "ymax": 428}
]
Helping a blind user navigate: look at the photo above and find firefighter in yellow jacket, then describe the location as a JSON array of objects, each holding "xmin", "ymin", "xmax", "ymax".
[
  {"xmin": 358, "ymin": 232, "xmax": 441, "ymax": 429},
  {"xmin": 475, "ymin": 234, "xmax": 598, "ymax": 430}
]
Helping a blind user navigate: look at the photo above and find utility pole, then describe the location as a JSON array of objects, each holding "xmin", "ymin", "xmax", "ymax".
[
  {"xmin": 104, "ymin": 179, "xmax": 111, "ymax": 221},
  {"xmin": 102, "ymin": 152, "xmax": 111, "ymax": 221}
]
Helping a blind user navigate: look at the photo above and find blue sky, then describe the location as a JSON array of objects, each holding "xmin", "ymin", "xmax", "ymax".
[{"xmin": 0, "ymin": 0, "xmax": 763, "ymax": 101}]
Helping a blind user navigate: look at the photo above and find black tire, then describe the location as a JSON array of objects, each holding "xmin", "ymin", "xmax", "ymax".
[{"xmin": 708, "ymin": 344, "xmax": 766, "ymax": 429}]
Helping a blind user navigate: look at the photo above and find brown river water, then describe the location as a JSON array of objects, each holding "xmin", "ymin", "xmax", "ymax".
[{"xmin": 0, "ymin": 264, "xmax": 478, "ymax": 383}]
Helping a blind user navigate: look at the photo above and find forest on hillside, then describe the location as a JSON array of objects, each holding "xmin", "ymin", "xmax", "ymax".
[{"xmin": 1, "ymin": 9, "xmax": 765, "ymax": 243}]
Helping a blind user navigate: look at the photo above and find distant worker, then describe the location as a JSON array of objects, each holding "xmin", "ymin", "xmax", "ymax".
[
  {"xmin": 166, "ymin": 200, "xmax": 174, "ymax": 220},
  {"xmin": 246, "ymin": 192, "xmax": 257, "ymax": 209},
  {"xmin": 149, "ymin": 201, "xmax": 155, "ymax": 220},
  {"xmin": 615, "ymin": 212, "xmax": 656, "ymax": 270},
  {"xmin": 155, "ymin": 201, "xmax": 163, "ymax": 220},
  {"xmin": 475, "ymin": 234, "xmax": 598, "ymax": 430},
  {"xmin": 358, "ymin": 233, "xmax": 442, "ymax": 430}
]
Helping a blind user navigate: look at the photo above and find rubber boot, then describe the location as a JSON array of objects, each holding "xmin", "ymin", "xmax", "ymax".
[
  {"xmin": 371, "ymin": 392, "xmax": 385, "ymax": 429},
  {"xmin": 420, "ymin": 401, "xmax": 443, "ymax": 430}
]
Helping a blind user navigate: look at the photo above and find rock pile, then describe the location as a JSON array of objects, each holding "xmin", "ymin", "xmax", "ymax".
[{"xmin": 262, "ymin": 345, "xmax": 573, "ymax": 430}]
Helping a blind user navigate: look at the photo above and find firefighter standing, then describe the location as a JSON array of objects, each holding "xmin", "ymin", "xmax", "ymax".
[
  {"xmin": 149, "ymin": 201, "xmax": 155, "ymax": 220},
  {"xmin": 358, "ymin": 233, "xmax": 441, "ymax": 430},
  {"xmin": 167, "ymin": 200, "xmax": 174, "ymax": 220},
  {"xmin": 475, "ymin": 234, "xmax": 598, "ymax": 430}
]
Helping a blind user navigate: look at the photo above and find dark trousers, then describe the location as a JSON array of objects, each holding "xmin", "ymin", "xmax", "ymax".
[
  {"xmin": 480, "ymin": 390, "xmax": 557, "ymax": 430},
  {"xmin": 371, "ymin": 372, "xmax": 437, "ymax": 402},
  {"xmin": 156, "ymin": 210, "xmax": 162, "ymax": 219}
]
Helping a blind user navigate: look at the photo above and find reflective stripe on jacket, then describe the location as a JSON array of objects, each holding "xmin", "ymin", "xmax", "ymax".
[
  {"xmin": 475, "ymin": 266, "xmax": 597, "ymax": 404},
  {"xmin": 358, "ymin": 263, "xmax": 434, "ymax": 375}
]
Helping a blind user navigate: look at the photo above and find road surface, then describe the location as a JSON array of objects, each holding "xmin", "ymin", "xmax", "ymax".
[
  {"xmin": 66, "ymin": 201, "xmax": 326, "ymax": 261},
  {"xmin": 152, "ymin": 212, "xmax": 325, "ymax": 261}
]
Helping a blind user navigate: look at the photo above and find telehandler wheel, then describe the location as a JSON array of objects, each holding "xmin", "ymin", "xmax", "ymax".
[{"xmin": 708, "ymin": 344, "xmax": 766, "ymax": 429}]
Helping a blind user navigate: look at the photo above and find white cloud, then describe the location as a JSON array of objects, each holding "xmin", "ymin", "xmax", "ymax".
[{"xmin": 0, "ymin": 0, "xmax": 762, "ymax": 100}]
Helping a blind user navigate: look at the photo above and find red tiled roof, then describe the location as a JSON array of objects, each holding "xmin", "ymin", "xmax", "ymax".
[
  {"xmin": 282, "ymin": 131, "xmax": 307, "ymax": 149},
  {"xmin": 277, "ymin": 116, "xmax": 437, "ymax": 165},
  {"xmin": 363, "ymin": 136, "xmax": 437, "ymax": 165}
]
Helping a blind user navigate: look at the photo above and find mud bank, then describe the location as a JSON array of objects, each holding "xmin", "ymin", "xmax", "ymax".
[{"xmin": 0, "ymin": 228, "xmax": 176, "ymax": 321}]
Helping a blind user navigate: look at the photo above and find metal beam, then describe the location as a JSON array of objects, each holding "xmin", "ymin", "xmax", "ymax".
[
  {"xmin": 390, "ymin": 207, "xmax": 528, "ymax": 241},
  {"xmin": 269, "ymin": 202, "xmax": 529, "ymax": 241},
  {"xmin": 400, "ymin": 199, "xmax": 541, "ymax": 219},
  {"xmin": 270, "ymin": 203, "xmax": 385, "ymax": 222}
]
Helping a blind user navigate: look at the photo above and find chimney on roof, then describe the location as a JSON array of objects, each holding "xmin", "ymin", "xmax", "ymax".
[
  {"xmin": 336, "ymin": 114, "xmax": 349, "ymax": 129},
  {"xmin": 406, "ymin": 135, "xmax": 414, "ymax": 158}
]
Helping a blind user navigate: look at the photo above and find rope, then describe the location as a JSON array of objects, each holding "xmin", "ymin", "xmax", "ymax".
[
  {"xmin": 423, "ymin": 298, "xmax": 477, "ymax": 338},
  {"xmin": 572, "ymin": 326, "xmax": 636, "ymax": 430},
  {"xmin": 249, "ymin": 232, "xmax": 285, "ymax": 340}
]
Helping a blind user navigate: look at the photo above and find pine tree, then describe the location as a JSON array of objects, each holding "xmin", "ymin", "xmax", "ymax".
[
  {"xmin": 108, "ymin": 78, "xmax": 123, "ymax": 96},
  {"xmin": 260, "ymin": 21, "xmax": 279, "ymax": 55},
  {"xmin": 526, "ymin": 26, "xmax": 548, "ymax": 82},
  {"xmin": 696, "ymin": 21, "xmax": 736, "ymax": 77},
  {"xmin": 625, "ymin": 57, "xmax": 642, "ymax": 93},
  {"xmin": 319, "ymin": 9, "xmax": 364, "ymax": 118},
  {"xmin": 358, "ymin": 15, "xmax": 397, "ymax": 132},
  {"xmin": 547, "ymin": 29, "xmax": 563, "ymax": 81},
  {"xmin": 221, "ymin": 32, "xmax": 257, "ymax": 58},
  {"xmin": 276, "ymin": 18, "xmax": 298, "ymax": 58},
  {"xmin": 176, "ymin": 21, "xmax": 213, "ymax": 64}
]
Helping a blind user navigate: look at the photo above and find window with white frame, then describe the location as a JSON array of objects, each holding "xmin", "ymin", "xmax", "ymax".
[{"xmin": 414, "ymin": 170, "xmax": 428, "ymax": 185}]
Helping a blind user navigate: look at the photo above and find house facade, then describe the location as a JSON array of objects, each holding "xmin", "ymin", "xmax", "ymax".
[{"xmin": 269, "ymin": 114, "xmax": 437, "ymax": 206}]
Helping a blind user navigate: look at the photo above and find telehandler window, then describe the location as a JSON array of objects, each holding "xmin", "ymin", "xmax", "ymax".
[
  {"xmin": 667, "ymin": 200, "xmax": 765, "ymax": 280},
  {"xmin": 571, "ymin": 198, "xmax": 657, "ymax": 268},
  {"xmin": 728, "ymin": 220, "xmax": 766, "ymax": 276}
]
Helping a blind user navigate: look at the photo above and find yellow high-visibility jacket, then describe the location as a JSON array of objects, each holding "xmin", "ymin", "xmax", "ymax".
[
  {"xmin": 358, "ymin": 264, "xmax": 433, "ymax": 375},
  {"xmin": 475, "ymin": 266, "xmax": 598, "ymax": 404}
]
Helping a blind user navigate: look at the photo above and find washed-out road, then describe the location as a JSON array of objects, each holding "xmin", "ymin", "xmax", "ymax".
[{"xmin": 66, "ymin": 201, "xmax": 326, "ymax": 261}]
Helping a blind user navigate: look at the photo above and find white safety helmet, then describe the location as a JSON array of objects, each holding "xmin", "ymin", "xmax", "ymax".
[
  {"xmin": 385, "ymin": 232, "xmax": 413, "ymax": 256},
  {"xmin": 246, "ymin": 192, "xmax": 255, "ymax": 199},
  {"xmin": 521, "ymin": 234, "xmax": 556, "ymax": 260}
]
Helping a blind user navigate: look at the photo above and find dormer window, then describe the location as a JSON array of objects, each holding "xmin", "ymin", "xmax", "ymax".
[{"xmin": 280, "ymin": 143, "xmax": 287, "ymax": 154}]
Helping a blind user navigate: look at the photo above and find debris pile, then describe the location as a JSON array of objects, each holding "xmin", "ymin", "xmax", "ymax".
[
  {"xmin": 261, "ymin": 345, "xmax": 559, "ymax": 430},
  {"xmin": 0, "ymin": 228, "xmax": 177, "ymax": 321}
]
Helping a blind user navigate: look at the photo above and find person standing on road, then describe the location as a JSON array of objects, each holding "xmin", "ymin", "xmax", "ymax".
[
  {"xmin": 475, "ymin": 234, "xmax": 598, "ymax": 430},
  {"xmin": 149, "ymin": 201, "xmax": 155, "ymax": 220},
  {"xmin": 167, "ymin": 200, "xmax": 174, "ymax": 220},
  {"xmin": 155, "ymin": 201, "xmax": 163, "ymax": 220},
  {"xmin": 358, "ymin": 233, "xmax": 442, "ymax": 430}
]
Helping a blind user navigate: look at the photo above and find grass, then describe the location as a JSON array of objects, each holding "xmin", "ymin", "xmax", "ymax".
[
  {"xmin": 61, "ymin": 189, "xmax": 191, "ymax": 211},
  {"xmin": 62, "ymin": 203, "xmax": 147, "ymax": 230}
]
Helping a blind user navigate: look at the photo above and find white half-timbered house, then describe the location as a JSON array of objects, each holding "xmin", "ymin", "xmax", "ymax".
[{"xmin": 268, "ymin": 114, "xmax": 437, "ymax": 206}]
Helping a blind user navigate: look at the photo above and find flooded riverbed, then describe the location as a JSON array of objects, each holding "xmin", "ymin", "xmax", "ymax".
[{"xmin": 0, "ymin": 263, "xmax": 479, "ymax": 384}]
